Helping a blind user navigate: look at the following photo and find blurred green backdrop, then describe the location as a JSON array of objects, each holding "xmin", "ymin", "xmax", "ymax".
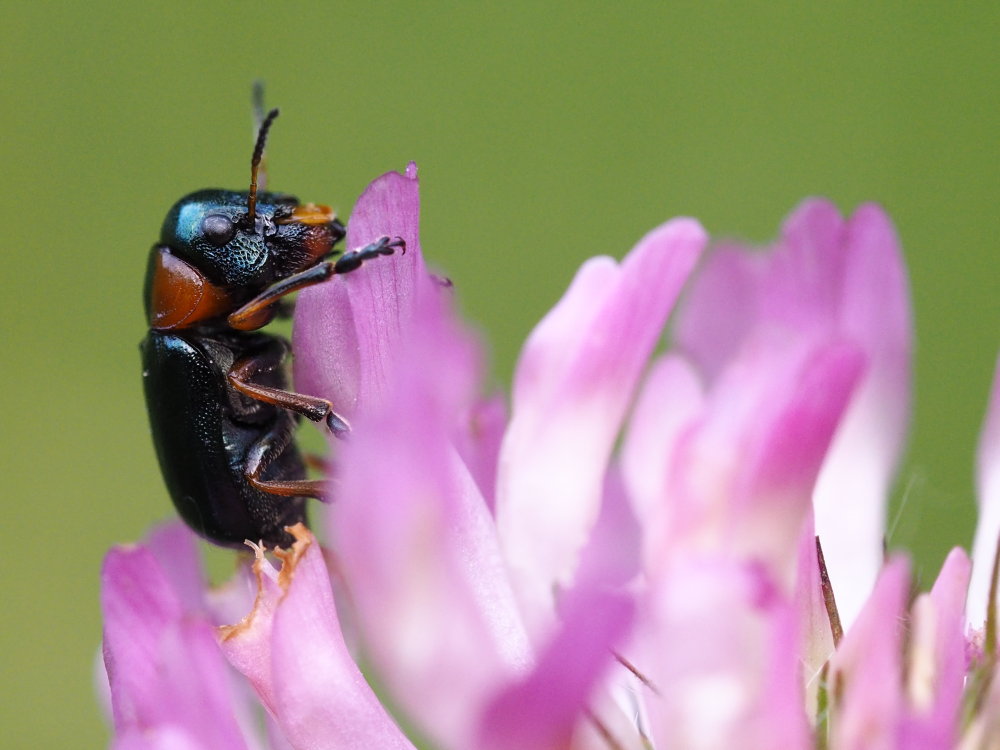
[{"xmin": 2, "ymin": 1, "xmax": 997, "ymax": 746}]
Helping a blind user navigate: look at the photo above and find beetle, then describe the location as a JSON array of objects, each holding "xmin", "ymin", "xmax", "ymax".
[{"xmin": 141, "ymin": 108, "xmax": 403, "ymax": 548}]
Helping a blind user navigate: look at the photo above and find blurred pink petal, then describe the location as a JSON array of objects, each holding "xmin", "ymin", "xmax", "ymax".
[
  {"xmin": 496, "ymin": 217, "xmax": 706, "ymax": 635},
  {"xmin": 675, "ymin": 200, "xmax": 912, "ymax": 624},
  {"xmin": 453, "ymin": 392, "xmax": 508, "ymax": 512},
  {"xmin": 331, "ymin": 292, "xmax": 532, "ymax": 747},
  {"xmin": 102, "ymin": 545, "xmax": 255, "ymax": 749},
  {"xmin": 660, "ymin": 340, "xmax": 863, "ymax": 584},
  {"xmin": 293, "ymin": 162, "xmax": 430, "ymax": 415},
  {"xmin": 968, "ymin": 352, "xmax": 1000, "ymax": 627},
  {"xmin": 219, "ymin": 527, "xmax": 414, "ymax": 750},
  {"xmin": 812, "ymin": 204, "xmax": 913, "ymax": 627},
  {"xmin": 641, "ymin": 558, "xmax": 810, "ymax": 750},
  {"xmin": 829, "ymin": 556, "xmax": 909, "ymax": 750},
  {"xmin": 574, "ymin": 467, "xmax": 642, "ymax": 590},
  {"xmin": 477, "ymin": 589, "xmax": 634, "ymax": 750},
  {"xmin": 620, "ymin": 353, "xmax": 704, "ymax": 568},
  {"xmin": 899, "ymin": 547, "xmax": 970, "ymax": 748}
]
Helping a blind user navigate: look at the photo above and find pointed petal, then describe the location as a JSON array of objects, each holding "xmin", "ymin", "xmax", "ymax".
[
  {"xmin": 829, "ymin": 557, "xmax": 909, "ymax": 749},
  {"xmin": 662, "ymin": 340, "xmax": 864, "ymax": 585},
  {"xmin": 673, "ymin": 201, "xmax": 912, "ymax": 626},
  {"xmin": 219, "ymin": 529, "xmax": 414, "ymax": 750},
  {"xmin": 900, "ymin": 548, "xmax": 970, "ymax": 747},
  {"xmin": 330, "ymin": 293, "xmax": 531, "ymax": 747},
  {"xmin": 478, "ymin": 589, "xmax": 634, "ymax": 750},
  {"xmin": 497, "ymin": 218, "xmax": 705, "ymax": 633},
  {"xmin": 101, "ymin": 546, "xmax": 252, "ymax": 749},
  {"xmin": 293, "ymin": 163, "xmax": 430, "ymax": 414},
  {"xmin": 969, "ymin": 353, "xmax": 1000, "ymax": 627},
  {"xmin": 813, "ymin": 203, "xmax": 913, "ymax": 627}
]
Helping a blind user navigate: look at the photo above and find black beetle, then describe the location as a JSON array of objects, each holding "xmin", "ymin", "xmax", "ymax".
[{"xmin": 141, "ymin": 109, "xmax": 403, "ymax": 548}]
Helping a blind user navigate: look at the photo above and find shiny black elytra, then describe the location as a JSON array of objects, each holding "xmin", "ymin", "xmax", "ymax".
[{"xmin": 141, "ymin": 109, "xmax": 403, "ymax": 548}]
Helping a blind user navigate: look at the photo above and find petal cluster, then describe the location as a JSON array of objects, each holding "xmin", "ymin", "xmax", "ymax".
[{"xmin": 101, "ymin": 167, "xmax": 1000, "ymax": 750}]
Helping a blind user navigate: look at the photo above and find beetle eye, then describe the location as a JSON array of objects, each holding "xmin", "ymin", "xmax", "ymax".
[{"xmin": 201, "ymin": 214, "xmax": 236, "ymax": 247}]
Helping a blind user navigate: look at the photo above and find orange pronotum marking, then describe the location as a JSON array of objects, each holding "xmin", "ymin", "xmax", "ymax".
[{"xmin": 149, "ymin": 248, "xmax": 232, "ymax": 329}]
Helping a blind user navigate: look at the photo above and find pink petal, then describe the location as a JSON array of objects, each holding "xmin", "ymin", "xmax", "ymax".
[
  {"xmin": 620, "ymin": 353, "xmax": 704, "ymax": 568},
  {"xmin": 813, "ymin": 203, "xmax": 913, "ymax": 626},
  {"xmin": 219, "ymin": 527, "xmax": 413, "ymax": 750},
  {"xmin": 899, "ymin": 547, "xmax": 970, "ymax": 748},
  {"xmin": 573, "ymin": 466, "xmax": 642, "ymax": 590},
  {"xmin": 330, "ymin": 293, "xmax": 531, "ymax": 747},
  {"xmin": 673, "ymin": 200, "xmax": 912, "ymax": 625},
  {"xmin": 829, "ymin": 556, "xmax": 909, "ymax": 750},
  {"xmin": 452, "ymin": 392, "xmax": 508, "ymax": 513},
  {"xmin": 477, "ymin": 589, "xmax": 634, "ymax": 750},
  {"xmin": 642, "ymin": 558, "xmax": 810, "ymax": 750},
  {"xmin": 144, "ymin": 521, "xmax": 207, "ymax": 615},
  {"xmin": 293, "ymin": 162, "xmax": 431, "ymax": 415},
  {"xmin": 101, "ymin": 545, "xmax": 252, "ymax": 749},
  {"xmin": 661, "ymin": 340, "xmax": 864, "ymax": 585},
  {"xmin": 496, "ymin": 217, "xmax": 706, "ymax": 635},
  {"xmin": 968, "ymin": 352, "xmax": 1000, "ymax": 627}
]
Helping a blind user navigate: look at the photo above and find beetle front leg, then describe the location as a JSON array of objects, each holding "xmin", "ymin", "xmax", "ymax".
[
  {"xmin": 228, "ymin": 339, "xmax": 350, "ymax": 435},
  {"xmin": 227, "ymin": 235, "xmax": 406, "ymax": 331},
  {"xmin": 333, "ymin": 235, "xmax": 406, "ymax": 274}
]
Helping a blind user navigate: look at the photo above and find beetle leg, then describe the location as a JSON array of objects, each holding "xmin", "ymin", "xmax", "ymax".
[
  {"xmin": 332, "ymin": 235, "xmax": 406, "ymax": 274},
  {"xmin": 227, "ymin": 235, "xmax": 406, "ymax": 330},
  {"xmin": 245, "ymin": 416, "xmax": 330, "ymax": 501},
  {"xmin": 228, "ymin": 340, "xmax": 351, "ymax": 436}
]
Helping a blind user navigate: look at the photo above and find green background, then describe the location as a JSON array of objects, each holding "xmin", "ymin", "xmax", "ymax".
[{"xmin": 2, "ymin": 2, "xmax": 997, "ymax": 746}]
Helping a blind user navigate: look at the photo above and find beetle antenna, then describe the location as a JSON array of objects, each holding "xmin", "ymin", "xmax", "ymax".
[
  {"xmin": 247, "ymin": 107, "xmax": 279, "ymax": 225},
  {"xmin": 251, "ymin": 81, "xmax": 270, "ymax": 192}
]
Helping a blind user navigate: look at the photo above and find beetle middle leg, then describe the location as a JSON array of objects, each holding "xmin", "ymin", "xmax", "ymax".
[
  {"xmin": 228, "ymin": 338, "xmax": 351, "ymax": 435},
  {"xmin": 245, "ymin": 411, "xmax": 329, "ymax": 500}
]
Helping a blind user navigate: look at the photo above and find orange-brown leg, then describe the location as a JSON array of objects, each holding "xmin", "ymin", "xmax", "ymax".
[
  {"xmin": 244, "ymin": 413, "xmax": 330, "ymax": 501},
  {"xmin": 228, "ymin": 340, "xmax": 350, "ymax": 435}
]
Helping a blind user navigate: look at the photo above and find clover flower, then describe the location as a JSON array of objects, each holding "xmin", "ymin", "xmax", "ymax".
[{"xmin": 101, "ymin": 164, "xmax": 1000, "ymax": 749}]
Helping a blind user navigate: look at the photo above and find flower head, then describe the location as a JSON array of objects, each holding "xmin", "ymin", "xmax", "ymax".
[{"xmin": 102, "ymin": 166, "xmax": 1000, "ymax": 749}]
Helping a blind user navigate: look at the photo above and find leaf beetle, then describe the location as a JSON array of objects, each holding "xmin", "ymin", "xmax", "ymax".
[{"xmin": 141, "ymin": 108, "xmax": 403, "ymax": 548}]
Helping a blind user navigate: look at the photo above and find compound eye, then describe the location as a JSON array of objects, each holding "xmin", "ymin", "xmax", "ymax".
[{"xmin": 201, "ymin": 214, "xmax": 236, "ymax": 247}]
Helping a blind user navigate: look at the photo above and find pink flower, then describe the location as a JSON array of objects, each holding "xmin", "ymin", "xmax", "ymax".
[{"xmin": 101, "ymin": 165, "xmax": 1000, "ymax": 749}]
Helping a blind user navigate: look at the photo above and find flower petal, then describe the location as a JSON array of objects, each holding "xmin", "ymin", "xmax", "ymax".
[
  {"xmin": 968, "ymin": 352, "xmax": 1000, "ymax": 628},
  {"xmin": 496, "ymin": 217, "xmax": 705, "ymax": 634},
  {"xmin": 219, "ymin": 528, "xmax": 414, "ymax": 750},
  {"xmin": 477, "ymin": 589, "xmax": 634, "ymax": 750},
  {"xmin": 812, "ymin": 203, "xmax": 913, "ymax": 626},
  {"xmin": 900, "ymin": 547, "xmax": 970, "ymax": 748},
  {"xmin": 620, "ymin": 353, "xmax": 704, "ymax": 567},
  {"xmin": 829, "ymin": 556, "xmax": 909, "ymax": 749},
  {"xmin": 660, "ymin": 339, "xmax": 864, "ymax": 585},
  {"xmin": 101, "ymin": 545, "xmax": 253, "ymax": 749},
  {"xmin": 642, "ymin": 558, "xmax": 810, "ymax": 750},
  {"xmin": 453, "ymin": 392, "xmax": 508, "ymax": 513},
  {"xmin": 330, "ymin": 293, "xmax": 532, "ymax": 747},
  {"xmin": 674, "ymin": 200, "xmax": 912, "ymax": 625},
  {"xmin": 293, "ymin": 162, "xmax": 430, "ymax": 414}
]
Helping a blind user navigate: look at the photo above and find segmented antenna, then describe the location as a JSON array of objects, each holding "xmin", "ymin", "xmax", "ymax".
[
  {"xmin": 247, "ymin": 107, "xmax": 279, "ymax": 225},
  {"xmin": 251, "ymin": 81, "xmax": 270, "ymax": 192}
]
